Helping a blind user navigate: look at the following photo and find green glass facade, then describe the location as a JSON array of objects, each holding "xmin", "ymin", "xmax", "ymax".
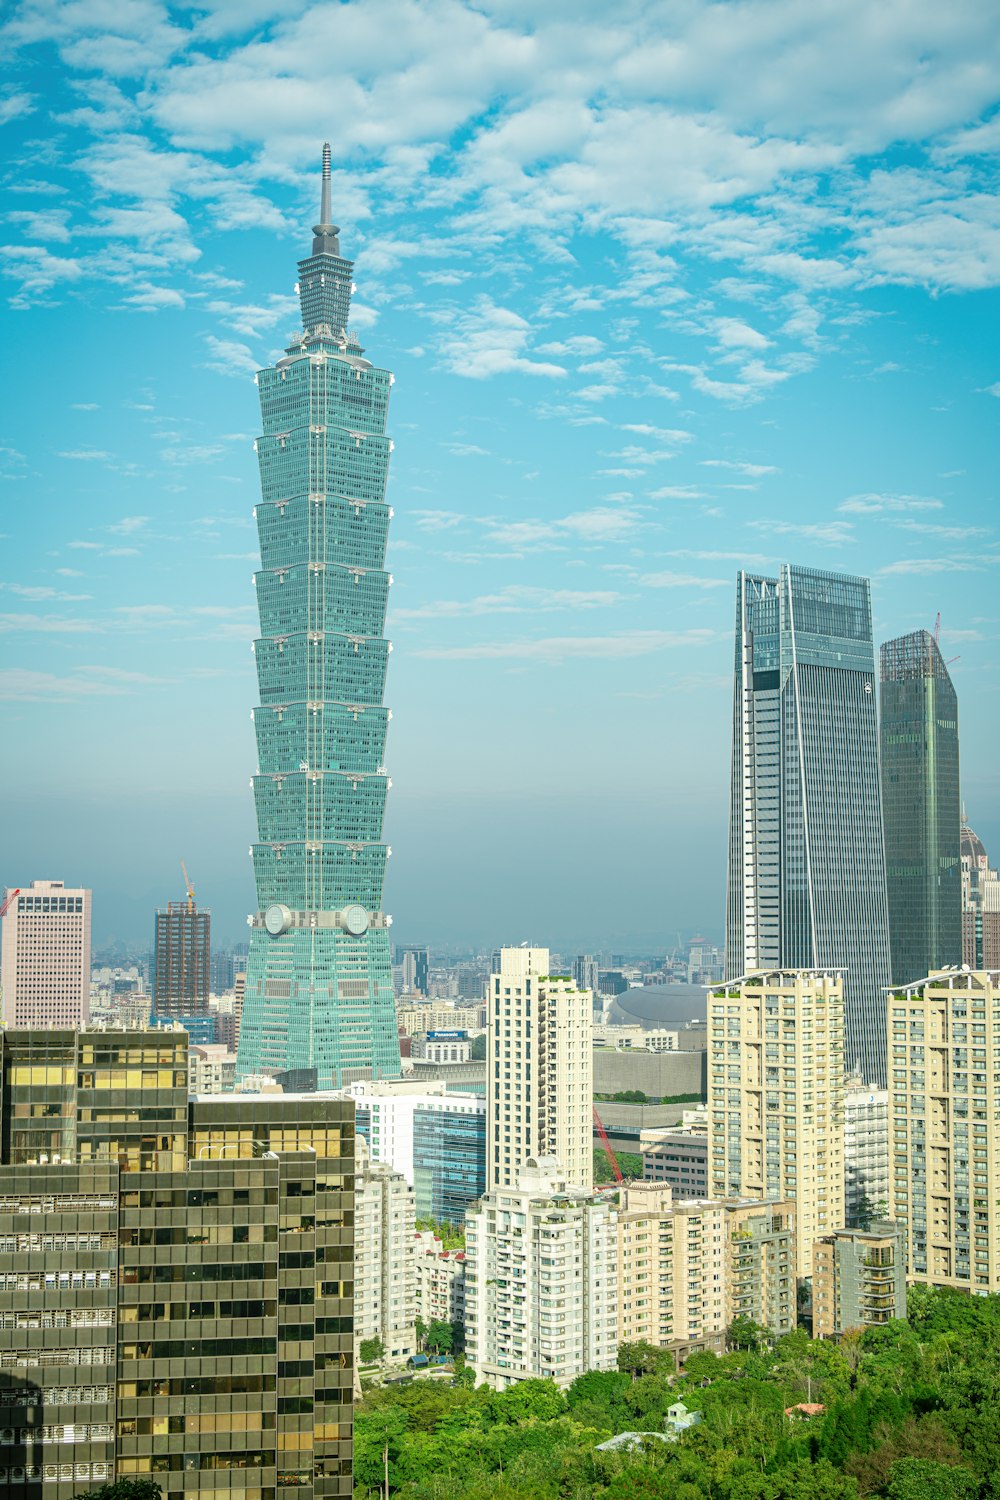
[
  {"xmin": 237, "ymin": 146, "xmax": 401, "ymax": 1088},
  {"xmin": 880, "ymin": 629, "xmax": 961, "ymax": 984}
]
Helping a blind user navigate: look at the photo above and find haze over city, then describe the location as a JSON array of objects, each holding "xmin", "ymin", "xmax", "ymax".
[{"xmin": 2, "ymin": 1, "xmax": 999, "ymax": 950}]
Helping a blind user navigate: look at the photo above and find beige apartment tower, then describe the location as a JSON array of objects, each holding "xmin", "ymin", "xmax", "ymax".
[
  {"xmin": 708, "ymin": 969, "xmax": 846, "ymax": 1278},
  {"xmin": 1, "ymin": 879, "xmax": 92, "ymax": 1028},
  {"xmin": 890, "ymin": 969, "xmax": 1000, "ymax": 1291},
  {"xmin": 487, "ymin": 947, "xmax": 592, "ymax": 1190},
  {"xmin": 617, "ymin": 1184, "xmax": 795, "ymax": 1360}
]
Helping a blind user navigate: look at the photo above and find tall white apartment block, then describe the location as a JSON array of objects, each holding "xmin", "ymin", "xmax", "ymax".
[
  {"xmin": 487, "ymin": 947, "xmax": 592, "ymax": 1190},
  {"xmin": 708, "ymin": 969, "xmax": 846, "ymax": 1278},
  {"xmin": 617, "ymin": 1184, "xmax": 795, "ymax": 1359},
  {"xmin": 188, "ymin": 1043, "xmax": 237, "ymax": 1095},
  {"xmin": 844, "ymin": 1073, "xmax": 890, "ymax": 1225},
  {"xmin": 464, "ymin": 1157, "xmax": 617, "ymax": 1389},
  {"xmin": 353, "ymin": 1139, "xmax": 418, "ymax": 1361},
  {"xmin": 1, "ymin": 879, "xmax": 92, "ymax": 1028},
  {"xmin": 413, "ymin": 1230, "xmax": 466, "ymax": 1327},
  {"xmin": 890, "ymin": 970, "xmax": 1000, "ymax": 1292}
]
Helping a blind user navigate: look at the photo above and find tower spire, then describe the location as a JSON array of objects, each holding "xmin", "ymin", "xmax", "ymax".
[{"xmin": 311, "ymin": 142, "xmax": 340, "ymax": 256}]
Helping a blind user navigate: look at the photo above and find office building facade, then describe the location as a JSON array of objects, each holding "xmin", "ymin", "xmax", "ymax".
[
  {"xmin": 153, "ymin": 899, "xmax": 211, "ymax": 1020},
  {"xmin": 708, "ymin": 969, "xmax": 846, "ymax": 1278},
  {"xmin": 0, "ymin": 1029, "xmax": 355, "ymax": 1500},
  {"xmin": 349, "ymin": 1081, "xmax": 485, "ymax": 1222},
  {"xmin": 726, "ymin": 566, "xmax": 892, "ymax": 1085},
  {"xmin": 236, "ymin": 145, "xmax": 401, "ymax": 1090},
  {"xmin": 880, "ymin": 630, "xmax": 961, "ymax": 984},
  {"xmin": 642, "ymin": 1132, "xmax": 709, "ymax": 1198},
  {"xmin": 812, "ymin": 1222, "xmax": 906, "ymax": 1337},
  {"xmin": 890, "ymin": 970, "xmax": 1000, "ymax": 1291},
  {"xmin": 465, "ymin": 1158, "xmax": 617, "ymax": 1389},
  {"xmin": 0, "ymin": 881, "xmax": 91, "ymax": 1029},
  {"xmin": 487, "ymin": 948, "xmax": 592, "ymax": 1191},
  {"xmin": 399, "ymin": 947, "xmax": 428, "ymax": 997}
]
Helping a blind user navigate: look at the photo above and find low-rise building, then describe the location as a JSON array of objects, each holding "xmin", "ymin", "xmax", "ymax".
[
  {"xmin": 642, "ymin": 1132, "xmax": 708, "ymax": 1198},
  {"xmin": 465, "ymin": 1157, "xmax": 617, "ymax": 1389},
  {"xmin": 188, "ymin": 1042, "xmax": 237, "ymax": 1094},
  {"xmin": 616, "ymin": 1184, "xmax": 795, "ymax": 1362},
  {"xmin": 354, "ymin": 1140, "xmax": 418, "ymax": 1362},
  {"xmin": 812, "ymin": 1222, "xmax": 906, "ymax": 1337},
  {"xmin": 413, "ymin": 1229, "xmax": 466, "ymax": 1328},
  {"xmin": 411, "ymin": 1031, "xmax": 473, "ymax": 1063}
]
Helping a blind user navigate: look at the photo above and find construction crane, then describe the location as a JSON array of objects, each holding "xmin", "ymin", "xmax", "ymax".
[
  {"xmin": 0, "ymin": 888, "xmax": 20, "ymax": 919},
  {"xmin": 180, "ymin": 861, "xmax": 195, "ymax": 913},
  {"xmin": 934, "ymin": 611, "xmax": 941, "ymax": 644},
  {"xmin": 593, "ymin": 1105, "xmax": 624, "ymax": 1185}
]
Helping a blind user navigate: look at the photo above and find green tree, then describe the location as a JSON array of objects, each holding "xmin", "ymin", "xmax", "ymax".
[
  {"xmin": 75, "ymin": 1485, "xmax": 162, "ymax": 1500},
  {"xmin": 354, "ymin": 1405, "xmax": 409, "ymax": 1495},
  {"xmin": 886, "ymin": 1458, "xmax": 979, "ymax": 1500},
  {"xmin": 617, "ymin": 1339, "xmax": 667, "ymax": 1379},
  {"xmin": 729, "ymin": 1316, "xmax": 769, "ymax": 1353},
  {"xmin": 470, "ymin": 1033, "xmax": 486, "ymax": 1060},
  {"xmin": 425, "ymin": 1318, "xmax": 454, "ymax": 1354},
  {"xmin": 360, "ymin": 1336, "xmax": 385, "ymax": 1364}
]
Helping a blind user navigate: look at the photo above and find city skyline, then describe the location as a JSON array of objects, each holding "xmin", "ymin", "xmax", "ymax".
[{"xmin": 2, "ymin": 3, "xmax": 999, "ymax": 950}]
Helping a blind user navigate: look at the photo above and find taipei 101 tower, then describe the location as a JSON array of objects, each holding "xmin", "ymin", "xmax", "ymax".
[{"xmin": 236, "ymin": 146, "xmax": 402, "ymax": 1088}]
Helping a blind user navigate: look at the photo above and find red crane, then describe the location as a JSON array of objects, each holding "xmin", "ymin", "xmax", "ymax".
[
  {"xmin": 0, "ymin": 888, "xmax": 20, "ymax": 919},
  {"xmin": 593, "ymin": 1104, "xmax": 623, "ymax": 1184}
]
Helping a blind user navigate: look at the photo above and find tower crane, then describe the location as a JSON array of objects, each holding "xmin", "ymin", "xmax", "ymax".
[
  {"xmin": 0, "ymin": 888, "xmax": 20, "ymax": 919},
  {"xmin": 593, "ymin": 1104, "xmax": 624, "ymax": 1185},
  {"xmin": 180, "ymin": 861, "xmax": 195, "ymax": 913}
]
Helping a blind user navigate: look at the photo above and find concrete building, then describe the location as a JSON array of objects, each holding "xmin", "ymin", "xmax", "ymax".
[
  {"xmin": 890, "ymin": 969, "xmax": 1000, "ymax": 1291},
  {"xmin": 0, "ymin": 1029, "xmax": 354, "ymax": 1500},
  {"xmin": 411, "ymin": 1031, "xmax": 472, "ymax": 1063},
  {"xmin": 400, "ymin": 947, "xmax": 429, "ymax": 997},
  {"xmin": 188, "ymin": 1042, "xmax": 237, "ymax": 1094},
  {"xmin": 844, "ymin": 1074, "xmax": 890, "ymax": 1226},
  {"xmin": 488, "ymin": 948, "xmax": 592, "ymax": 1191},
  {"xmin": 617, "ymin": 1185, "xmax": 795, "ymax": 1361},
  {"xmin": 412, "ymin": 1230, "xmax": 466, "ymax": 1329},
  {"xmin": 961, "ymin": 816, "xmax": 1000, "ymax": 968},
  {"xmin": 396, "ymin": 1000, "xmax": 483, "ymax": 1035},
  {"xmin": 0, "ymin": 880, "xmax": 92, "ymax": 1029},
  {"xmin": 354, "ymin": 1140, "xmax": 417, "ymax": 1362},
  {"xmin": 708, "ymin": 970, "xmax": 847, "ymax": 1278},
  {"xmin": 593, "ymin": 1045, "xmax": 705, "ymax": 1102},
  {"xmin": 643, "ymin": 1132, "xmax": 708, "ymax": 1198},
  {"xmin": 153, "ymin": 897, "xmax": 211, "ymax": 1021},
  {"xmin": 813, "ymin": 1222, "xmax": 906, "ymax": 1337},
  {"xmin": 348, "ymin": 1079, "xmax": 485, "ymax": 1222},
  {"xmin": 465, "ymin": 1157, "xmax": 617, "ymax": 1389},
  {"xmin": 574, "ymin": 954, "xmax": 600, "ymax": 996}
]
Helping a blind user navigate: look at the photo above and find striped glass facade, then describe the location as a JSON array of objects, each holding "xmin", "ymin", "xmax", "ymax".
[
  {"xmin": 726, "ymin": 565, "xmax": 892, "ymax": 1086},
  {"xmin": 880, "ymin": 629, "xmax": 961, "ymax": 985},
  {"xmin": 236, "ymin": 150, "xmax": 401, "ymax": 1088}
]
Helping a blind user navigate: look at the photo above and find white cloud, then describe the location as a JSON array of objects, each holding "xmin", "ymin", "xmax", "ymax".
[
  {"xmin": 394, "ymin": 585, "xmax": 621, "ymax": 620},
  {"xmin": 437, "ymin": 298, "xmax": 567, "ymax": 380},
  {"xmin": 0, "ymin": 612, "xmax": 99, "ymax": 633},
  {"xmin": 57, "ymin": 449, "xmax": 112, "ymax": 462},
  {"xmin": 752, "ymin": 519, "xmax": 855, "ymax": 545},
  {"xmin": 702, "ymin": 459, "xmax": 779, "ymax": 477},
  {"xmin": 417, "ymin": 626, "xmax": 718, "ymax": 664},
  {"xmin": 108, "ymin": 516, "xmax": 150, "ymax": 535},
  {"xmin": 203, "ymin": 335, "xmax": 259, "ymax": 377},
  {"xmin": 838, "ymin": 493, "xmax": 944, "ymax": 514},
  {"xmin": 638, "ymin": 571, "xmax": 729, "ymax": 589}
]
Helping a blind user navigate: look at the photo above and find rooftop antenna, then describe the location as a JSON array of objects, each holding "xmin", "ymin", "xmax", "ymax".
[{"xmin": 320, "ymin": 141, "xmax": 332, "ymax": 227}]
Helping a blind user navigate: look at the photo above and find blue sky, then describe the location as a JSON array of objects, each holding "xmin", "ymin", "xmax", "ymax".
[{"xmin": 1, "ymin": 0, "xmax": 999, "ymax": 952}]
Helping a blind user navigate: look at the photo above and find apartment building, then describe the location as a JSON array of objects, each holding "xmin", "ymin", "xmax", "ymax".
[
  {"xmin": 464, "ymin": 1158, "xmax": 617, "ymax": 1389},
  {"xmin": 642, "ymin": 1133, "xmax": 708, "ymax": 1199},
  {"xmin": 844, "ymin": 1074, "xmax": 890, "ymax": 1225},
  {"xmin": 353, "ymin": 1140, "xmax": 417, "ymax": 1362},
  {"xmin": 487, "ymin": 948, "xmax": 592, "ymax": 1191},
  {"xmin": 412, "ymin": 1231, "xmax": 466, "ymax": 1329},
  {"xmin": 813, "ymin": 1222, "xmax": 906, "ymax": 1337},
  {"xmin": 889, "ymin": 969, "xmax": 1000, "ymax": 1291},
  {"xmin": 617, "ymin": 1184, "xmax": 795, "ymax": 1361},
  {"xmin": 708, "ymin": 970, "xmax": 846, "ymax": 1277}
]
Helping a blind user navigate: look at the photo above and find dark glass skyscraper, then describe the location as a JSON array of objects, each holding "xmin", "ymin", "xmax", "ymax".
[
  {"xmin": 880, "ymin": 629, "xmax": 961, "ymax": 984},
  {"xmin": 726, "ymin": 565, "xmax": 892, "ymax": 1085},
  {"xmin": 236, "ymin": 146, "xmax": 401, "ymax": 1088}
]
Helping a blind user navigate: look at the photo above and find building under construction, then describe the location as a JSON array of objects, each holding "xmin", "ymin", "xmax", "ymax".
[{"xmin": 153, "ymin": 896, "xmax": 211, "ymax": 1020}]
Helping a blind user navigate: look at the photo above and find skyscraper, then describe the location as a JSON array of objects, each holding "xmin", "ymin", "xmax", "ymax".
[
  {"xmin": 236, "ymin": 146, "xmax": 401, "ymax": 1089},
  {"xmin": 961, "ymin": 813, "xmax": 1000, "ymax": 968},
  {"xmin": 400, "ymin": 945, "xmax": 428, "ymax": 995},
  {"xmin": 152, "ymin": 897, "xmax": 211, "ymax": 1020},
  {"xmin": 880, "ymin": 629, "xmax": 961, "ymax": 984},
  {"xmin": 487, "ymin": 947, "xmax": 592, "ymax": 1191},
  {"xmin": 726, "ymin": 565, "xmax": 892, "ymax": 1085},
  {"xmin": 0, "ymin": 879, "xmax": 91, "ymax": 1028}
]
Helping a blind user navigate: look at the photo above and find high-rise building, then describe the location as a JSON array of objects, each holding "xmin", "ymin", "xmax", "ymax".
[
  {"xmin": 616, "ymin": 1185, "xmax": 795, "ymax": 1361},
  {"xmin": 812, "ymin": 1222, "xmax": 906, "ymax": 1337},
  {"xmin": 236, "ymin": 145, "xmax": 401, "ymax": 1090},
  {"xmin": 708, "ymin": 969, "xmax": 846, "ymax": 1278},
  {"xmin": 0, "ymin": 880, "xmax": 91, "ymax": 1029},
  {"xmin": 464, "ymin": 1157, "xmax": 618, "ymax": 1389},
  {"xmin": 487, "ymin": 948, "xmax": 592, "ymax": 1191},
  {"xmin": 353, "ymin": 1140, "xmax": 417, "ymax": 1363},
  {"xmin": 880, "ymin": 630, "xmax": 961, "ymax": 984},
  {"xmin": 890, "ymin": 970, "xmax": 1000, "ymax": 1292},
  {"xmin": 573, "ymin": 954, "xmax": 600, "ymax": 996},
  {"xmin": 400, "ymin": 946, "xmax": 429, "ymax": 996},
  {"xmin": 642, "ymin": 1131, "xmax": 709, "ymax": 1198},
  {"xmin": 413, "ymin": 1230, "xmax": 466, "ymax": 1331},
  {"xmin": 0, "ymin": 1028, "xmax": 355, "ymax": 1500},
  {"xmin": 152, "ymin": 898, "xmax": 211, "ymax": 1020},
  {"xmin": 726, "ymin": 566, "xmax": 892, "ymax": 1085},
  {"xmin": 843, "ymin": 1073, "xmax": 890, "ymax": 1227},
  {"xmin": 961, "ymin": 814, "xmax": 1000, "ymax": 968},
  {"xmin": 349, "ymin": 1080, "xmax": 485, "ymax": 1222}
]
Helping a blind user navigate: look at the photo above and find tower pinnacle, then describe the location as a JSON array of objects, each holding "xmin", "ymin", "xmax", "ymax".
[{"xmin": 312, "ymin": 141, "xmax": 340, "ymax": 256}]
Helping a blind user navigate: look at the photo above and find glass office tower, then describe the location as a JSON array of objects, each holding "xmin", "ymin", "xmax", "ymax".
[
  {"xmin": 880, "ymin": 629, "xmax": 961, "ymax": 984},
  {"xmin": 726, "ymin": 565, "xmax": 892, "ymax": 1085},
  {"xmin": 236, "ymin": 146, "xmax": 401, "ymax": 1088}
]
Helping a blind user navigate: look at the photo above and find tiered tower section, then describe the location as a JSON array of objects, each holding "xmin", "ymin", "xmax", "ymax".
[{"xmin": 236, "ymin": 145, "xmax": 402, "ymax": 1088}]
